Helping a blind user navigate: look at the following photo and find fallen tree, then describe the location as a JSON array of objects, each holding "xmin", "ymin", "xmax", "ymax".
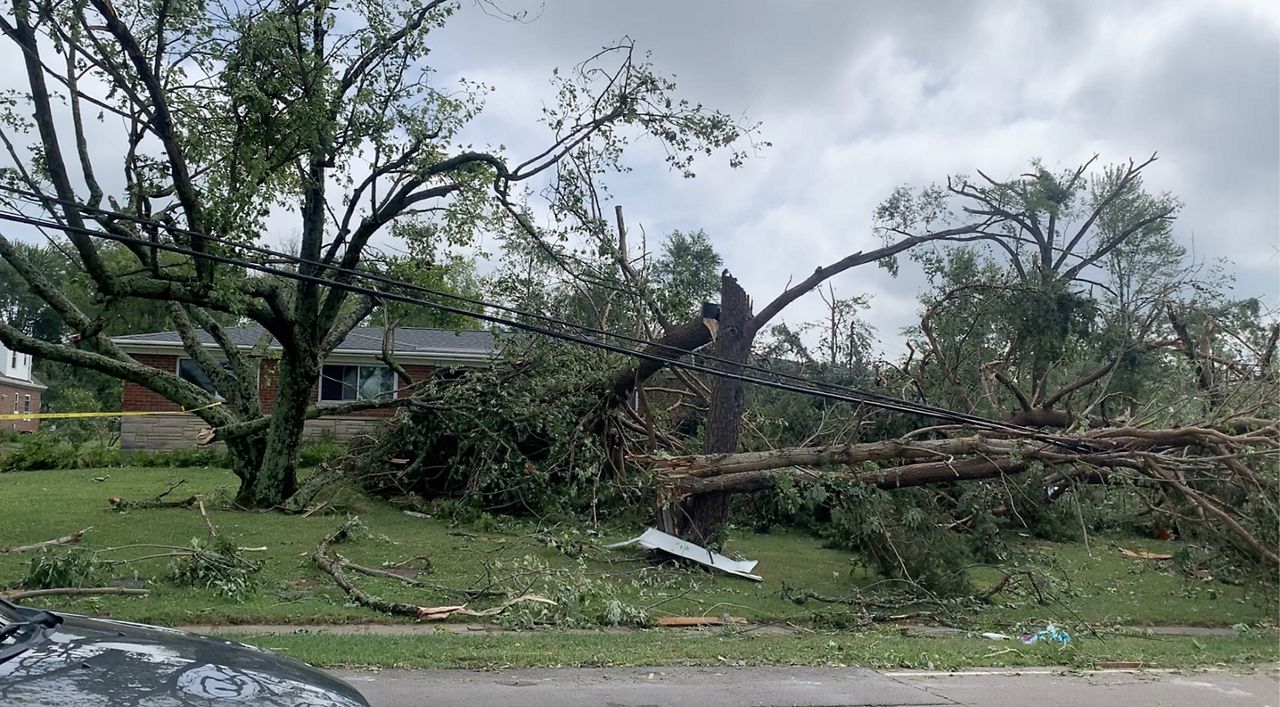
[{"xmin": 638, "ymin": 423, "xmax": 1280, "ymax": 568}]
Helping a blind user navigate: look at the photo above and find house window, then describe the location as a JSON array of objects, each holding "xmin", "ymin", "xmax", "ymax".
[
  {"xmin": 22, "ymin": 395, "xmax": 30, "ymax": 413},
  {"xmin": 9, "ymin": 349, "xmax": 15, "ymax": 368},
  {"xmin": 177, "ymin": 358, "xmax": 220, "ymax": 395},
  {"xmin": 319, "ymin": 365, "xmax": 395, "ymax": 402}
]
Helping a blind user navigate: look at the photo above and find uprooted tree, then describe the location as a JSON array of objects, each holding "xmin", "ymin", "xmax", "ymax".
[
  {"xmin": 0, "ymin": 0, "xmax": 758, "ymax": 507},
  {"xmin": 643, "ymin": 155, "xmax": 1278, "ymax": 566},
  {"xmin": 338, "ymin": 154, "xmax": 1276, "ymax": 583}
]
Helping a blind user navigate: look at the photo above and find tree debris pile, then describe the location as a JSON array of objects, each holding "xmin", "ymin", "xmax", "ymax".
[
  {"xmin": 342, "ymin": 338, "xmax": 631, "ymax": 515},
  {"xmin": 645, "ymin": 420, "xmax": 1279, "ymax": 582}
]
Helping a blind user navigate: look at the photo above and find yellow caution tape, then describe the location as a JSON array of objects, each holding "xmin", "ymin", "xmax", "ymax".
[{"xmin": 0, "ymin": 401, "xmax": 223, "ymax": 421}]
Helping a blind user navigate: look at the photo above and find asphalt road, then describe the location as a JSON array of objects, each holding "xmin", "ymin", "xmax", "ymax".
[{"xmin": 333, "ymin": 666, "xmax": 1279, "ymax": 706}]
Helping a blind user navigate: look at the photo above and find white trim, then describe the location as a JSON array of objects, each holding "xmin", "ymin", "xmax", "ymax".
[{"xmin": 0, "ymin": 374, "xmax": 46, "ymax": 391}]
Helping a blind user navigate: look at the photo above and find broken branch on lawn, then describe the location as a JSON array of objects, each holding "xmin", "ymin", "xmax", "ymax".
[
  {"xmin": 1, "ymin": 587, "xmax": 150, "ymax": 600},
  {"xmin": 312, "ymin": 517, "xmax": 554, "ymax": 620},
  {"xmin": 107, "ymin": 479, "xmax": 197, "ymax": 510},
  {"xmin": 0, "ymin": 527, "xmax": 92, "ymax": 555}
]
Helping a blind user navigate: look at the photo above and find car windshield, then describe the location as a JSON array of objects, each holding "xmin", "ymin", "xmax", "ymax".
[{"xmin": 0, "ymin": 599, "xmax": 61, "ymax": 663}]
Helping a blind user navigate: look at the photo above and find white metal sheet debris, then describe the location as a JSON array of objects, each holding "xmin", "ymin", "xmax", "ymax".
[{"xmin": 605, "ymin": 527, "xmax": 762, "ymax": 581}]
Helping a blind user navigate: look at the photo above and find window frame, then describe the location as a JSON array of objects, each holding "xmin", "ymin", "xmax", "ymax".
[
  {"xmin": 22, "ymin": 394, "xmax": 30, "ymax": 414},
  {"xmin": 175, "ymin": 357, "xmax": 258, "ymax": 399},
  {"xmin": 317, "ymin": 363, "xmax": 397, "ymax": 404}
]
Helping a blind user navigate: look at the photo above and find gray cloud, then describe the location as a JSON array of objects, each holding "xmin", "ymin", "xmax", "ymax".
[
  {"xmin": 430, "ymin": 0, "xmax": 1278, "ymax": 354},
  {"xmin": 3, "ymin": 0, "xmax": 1275, "ymax": 357}
]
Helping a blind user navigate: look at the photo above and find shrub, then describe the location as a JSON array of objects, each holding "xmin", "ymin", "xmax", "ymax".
[
  {"xmin": 298, "ymin": 437, "xmax": 347, "ymax": 467},
  {"xmin": 0, "ymin": 433, "xmax": 79, "ymax": 471}
]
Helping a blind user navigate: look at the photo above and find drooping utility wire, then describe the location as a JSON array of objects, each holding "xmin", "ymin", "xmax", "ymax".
[
  {"xmin": 0, "ymin": 200, "xmax": 1086, "ymax": 449},
  {"xmin": 0, "ymin": 185, "xmax": 1051, "ymax": 438}
]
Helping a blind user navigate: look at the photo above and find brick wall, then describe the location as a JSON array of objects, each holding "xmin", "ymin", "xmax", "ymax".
[
  {"xmin": 0, "ymin": 382, "xmax": 40, "ymax": 433},
  {"xmin": 258, "ymin": 359, "xmax": 280, "ymax": 413},
  {"xmin": 120, "ymin": 413, "xmax": 387, "ymax": 450},
  {"xmin": 122, "ymin": 354, "xmax": 182, "ymax": 412},
  {"xmin": 118, "ymin": 355, "xmax": 439, "ymax": 447}
]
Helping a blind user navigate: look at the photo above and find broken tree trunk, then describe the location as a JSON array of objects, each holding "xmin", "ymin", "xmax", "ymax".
[
  {"xmin": 661, "ymin": 272, "xmax": 752, "ymax": 544},
  {"xmin": 639, "ymin": 425, "xmax": 1280, "ymax": 567},
  {"xmin": 601, "ymin": 313, "xmax": 714, "ymax": 413}
]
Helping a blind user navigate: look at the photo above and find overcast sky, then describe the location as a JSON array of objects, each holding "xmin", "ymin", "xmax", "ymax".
[
  {"xmin": 426, "ymin": 0, "xmax": 1279, "ymax": 357},
  {"xmin": 3, "ymin": 0, "xmax": 1276, "ymax": 357}
]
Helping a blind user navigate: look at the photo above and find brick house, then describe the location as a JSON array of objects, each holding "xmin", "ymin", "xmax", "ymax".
[
  {"xmin": 110, "ymin": 325, "xmax": 496, "ymax": 450},
  {"xmin": 0, "ymin": 340, "xmax": 45, "ymax": 433}
]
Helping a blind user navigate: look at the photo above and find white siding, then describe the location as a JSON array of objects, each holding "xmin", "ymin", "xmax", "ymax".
[{"xmin": 0, "ymin": 340, "xmax": 33, "ymax": 382}]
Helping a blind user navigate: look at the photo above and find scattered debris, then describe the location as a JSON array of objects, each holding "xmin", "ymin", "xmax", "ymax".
[
  {"xmin": 0, "ymin": 527, "xmax": 92, "ymax": 555},
  {"xmin": 402, "ymin": 510, "xmax": 430, "ymax": 519},
  {"xmin": 1119, "ymin": 548, "xmax": 1173, "ymax": 561},
  {"xmin": 1020, "ymin": 624, "xmax": 1071, "ymax": 645},
  {"xmin": 606, "ymin": 528, "xmax": 762, "ymax": 581},
  {"xmin": 656, "ymin": 614, "xmax": 747, "ymax": 627},
  {"xmin": 313, "ymin": 517, "xmax": 553, "ymax": 621},
  {"xmin": 980, "ymin": 632, "xmax": 1012, "ymax": 640}
]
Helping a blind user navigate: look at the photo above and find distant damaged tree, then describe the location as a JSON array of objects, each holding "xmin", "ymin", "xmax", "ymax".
[
  {"xmin": 884, "ymin": 155, "xmax": 1185, "ymax": 425},
  {"xmin": 0, "ymin": 0, "xmax": 756, "ymax": 507}
]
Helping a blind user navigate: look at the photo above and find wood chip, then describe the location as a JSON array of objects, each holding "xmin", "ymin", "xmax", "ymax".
[
  {"xmin": 657, "ymin": 615, "xmax": 748, "ymax": 627},
  {"xmin": 1119, "ymin": 548, "xmax": 1173, "ymax": 560}
]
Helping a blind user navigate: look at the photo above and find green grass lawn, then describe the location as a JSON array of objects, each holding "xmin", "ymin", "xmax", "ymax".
[
  {"xmin": 226, "ymin": 629, "xmax": 1280, "ymax": 671},
  {"xmin": 1, "ymin": 465, "xmax": 1276, "ymax": 669}
]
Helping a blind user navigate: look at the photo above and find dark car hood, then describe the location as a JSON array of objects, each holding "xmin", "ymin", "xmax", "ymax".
[{"xmin": 0, "ymin": 613, "xmax": 368, "ymax": 706}]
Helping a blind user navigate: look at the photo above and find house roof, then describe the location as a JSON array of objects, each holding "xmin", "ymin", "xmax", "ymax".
[
  {"xmin": 110, "ymin": 325, "xmax": 497, "ymax": 361},
  {"xmin": 0, "ymin": 372, "xmax": 46, "ymax": 390}
]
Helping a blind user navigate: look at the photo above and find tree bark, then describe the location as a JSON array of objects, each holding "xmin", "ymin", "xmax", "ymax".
[
  {"xmin": 664, "ymin": 272, "xmax": 752, "ymax": 544},
  {"xmin": 236, "ymin": 352, "xmax": 315, "ymax": 507}
]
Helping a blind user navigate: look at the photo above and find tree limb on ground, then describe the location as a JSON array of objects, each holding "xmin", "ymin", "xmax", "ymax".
[
  {"xmin": 108, "ymin": 479, "xmax": 197, "ymax": 510},
  {"xmin": 2, "ymin": 587, "xmax": 150, "ymax": 600},
  {"xmin": 0, "ymin": 527, "xmax": 92, "ymax": 555},
  {"xmin": 312, "ymin": 518, "xmax": 554, "ymax": 620}
]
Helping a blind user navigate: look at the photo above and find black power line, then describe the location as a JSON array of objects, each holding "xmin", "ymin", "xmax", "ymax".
[
  {"xmin": 0, "ymin": 185, "xmax": 1048, "ymax": 436},
  {"xmin": 0, "ymin": 202, "xmax": 1086, "ymax": 449}
]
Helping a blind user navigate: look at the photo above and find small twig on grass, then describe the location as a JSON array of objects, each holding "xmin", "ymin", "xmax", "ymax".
[
  {"xmin": 198, "ymin": 499, "xmax": 218, "ymax": 540},
  {"xmin": 0, "ymin": 528, "xmax": 92, "ymax": 555},
  {"xmin": 2, "ymin": 587, "xmax": 149, "ymax": 600}
]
